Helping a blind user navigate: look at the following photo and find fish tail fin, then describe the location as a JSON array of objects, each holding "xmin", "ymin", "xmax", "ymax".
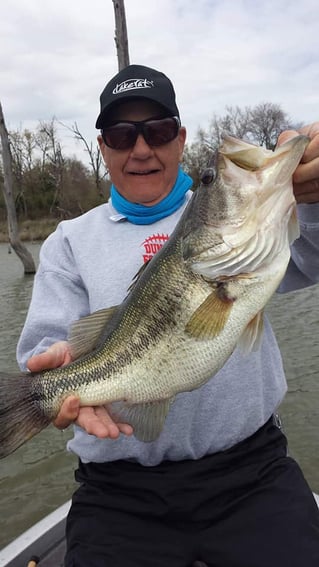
[{"xmin": 0, "ymin": 371, "xmax": 50, "ymax": 459}]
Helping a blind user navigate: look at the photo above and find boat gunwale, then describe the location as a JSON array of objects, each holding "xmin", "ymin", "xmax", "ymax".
[{"xmin": 0, "ymin": 501, "xmax": 71, "ymax": 567}]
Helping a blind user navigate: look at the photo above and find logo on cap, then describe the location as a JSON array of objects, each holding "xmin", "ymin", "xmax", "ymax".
[{"xmin": 112, "ymin": 78, "xmax": 154, "ymax": 95}]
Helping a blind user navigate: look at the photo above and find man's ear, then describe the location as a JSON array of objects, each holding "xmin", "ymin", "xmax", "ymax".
[
  {"xmin": 178, "ymin": 126, "xmax": 187, "ymax": 161},
  {"xmin": 97, "ymin": 134, "xmax": 104, "ymax": 149}
]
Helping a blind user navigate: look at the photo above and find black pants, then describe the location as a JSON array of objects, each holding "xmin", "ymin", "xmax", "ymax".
[{"xmin": 65, "ymin": 418, "xmax": 319, "ymax": 566}]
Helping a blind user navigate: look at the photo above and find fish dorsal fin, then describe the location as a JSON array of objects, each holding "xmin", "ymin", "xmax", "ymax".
[
  {"xmin": 185, "ymin": 289, "xmax": 234, "ymax": 339},
  {"xmin": 109, "ymin": 398, "xmax": 173, "ymax": 442},
  {"xmin": 237, "ymin": 310, "xmax": 264, "ymax": 355},
  {"xmin": 127, "ymin": 260, "xmax": 151, "ymax": 293},
  {"xmin": 287, "ymin": 204, "xmax": 300, "ymax": 244},
  {"xmin": 68, "ymin": 306, "xmax": 118, "ymax": 360}
]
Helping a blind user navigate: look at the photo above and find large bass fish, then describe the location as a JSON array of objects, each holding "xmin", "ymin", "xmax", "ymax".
[{"xmin": 0, "ymin": 134, "xmax": 309, "ymax": 457}]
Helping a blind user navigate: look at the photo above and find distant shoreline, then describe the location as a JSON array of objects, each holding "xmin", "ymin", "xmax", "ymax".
[{"xmin": 0, "ymin": 219, "xmax": 59, "ymax": 243}]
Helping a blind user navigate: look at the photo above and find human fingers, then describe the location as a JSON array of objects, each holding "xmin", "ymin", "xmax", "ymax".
[
  {"xmin": 27, "ymin": 341, "xmax": 72, "ymax": 372},
  {"xmin": 277, "ymin": 123, "xmax": 319, "ymax": 164},
  {"xmin": 291, "ymin": 179, "xmax": 319, "ymax": 204},
  {"xmin": 75, "ymin": 405, "xmax": 133, "ymax": 439},
  {"xmin": 277, "ymin": 124, "xmax": 319, "ymax": 203},
  {"xmin": 53, "ymin": 395, "xmax": 81, "ymax": 429},
  {"xmin": 277, "ymin": 129, "xmax": 299, "ymax": 147},
  {"xmin": 298, "ymin": 122, "xmax": 319, "ymax": 161},
  {"xmin": 292, "ymin": 133, "xmax": 319, "ymax": 202}
]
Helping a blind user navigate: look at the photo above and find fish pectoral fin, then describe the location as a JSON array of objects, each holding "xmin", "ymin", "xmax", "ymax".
[
  {"xmin": 237, "ymin": 310, "xmax": 264, "ymax": 355},
  {"xmin": 68, "ymin": 306, "xmax": 118, "ymax": 360},
  {"xmin": 109, "ymin": 399, "xmax": 173, "ymax": 442},
  {"xmin": 185, "ymin": 290, "xmax": 233, "ymax": 339}
]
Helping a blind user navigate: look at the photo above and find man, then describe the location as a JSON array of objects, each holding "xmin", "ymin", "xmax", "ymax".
[{"xmin": 18, "ymin": 64, "xmax": 319, "ymax": 566}]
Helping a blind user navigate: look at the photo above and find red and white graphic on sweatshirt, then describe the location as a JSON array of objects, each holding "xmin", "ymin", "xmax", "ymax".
[{"xmin": 141, "ymin": 233, "xmax": 169, "ymax": 263}]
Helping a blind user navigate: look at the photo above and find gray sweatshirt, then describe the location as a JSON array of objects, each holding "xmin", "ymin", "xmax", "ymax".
[{"xmin": 17, "ymin": 194, "xmax": 319, "ymax": 465}]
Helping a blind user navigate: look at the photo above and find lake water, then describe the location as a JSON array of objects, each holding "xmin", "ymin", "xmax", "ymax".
[{"xmin": 0, "ymin": 242, "xmax": 318, "ymax": 549}]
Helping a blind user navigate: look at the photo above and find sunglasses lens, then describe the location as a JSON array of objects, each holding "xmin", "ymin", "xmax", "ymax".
[
  {"xmin": 102, "ymin": 123, "xmax": 137, "ymax": 150},
  {"xmin": 144, "ymin": 117, "xmax": 179, "ymax": 146},
  {"xmin": 102, "ymin": 117, "xmax": 179, "ymax": 150}
]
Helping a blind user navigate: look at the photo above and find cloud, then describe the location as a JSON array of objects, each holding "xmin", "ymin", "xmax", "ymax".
[{"xmin": 1, "ymin": 0, "xmax": 318, "ymax": 163}]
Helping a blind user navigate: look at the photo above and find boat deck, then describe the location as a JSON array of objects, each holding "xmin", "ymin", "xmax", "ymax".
[{"xmin": 36, "ymin": 539, "xmax": 66, "ymax": 566}]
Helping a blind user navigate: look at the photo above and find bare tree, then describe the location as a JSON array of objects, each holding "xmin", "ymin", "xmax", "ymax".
[
  {"xmin": 35, "ymin": 118, "xmax": 65, "ymax": 213},
  {"xmin": 183, "ymin": 102, "xmax": 300, "ymax": 186},
  {"xmin": 112, "ymin": 0, "xmax": 130, "ymax": 70},
  {"xmin": 247, "ymin": 102, "xmax": 295, "ymax": 150},
  {"xmin": 182, "ymin": 136, "xmax": 212, "ymax": 188},
  {"xmin": 60, "ymin": 121, "xmax": 105, "ymax": 196},
  {"xmin": 9, "ymin": 128, "xmax": 38, "ymax": 218},
  {"xmin": 0, "ymin": 101, "xmax": 36, "ymax": 273},
  {"xmin": 201, "ymin": 103, "xmax": 296, "ymax": 151}
]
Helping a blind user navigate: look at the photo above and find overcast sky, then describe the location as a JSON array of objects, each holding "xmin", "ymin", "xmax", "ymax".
[{"xmin": 1, "ymin": 0, "xmax": 318, "ymax": 163}]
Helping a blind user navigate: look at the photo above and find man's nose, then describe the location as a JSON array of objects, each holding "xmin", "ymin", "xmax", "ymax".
[{"xmin": 130, "ymin": 133, "xmax": 153, "ymax": 157}]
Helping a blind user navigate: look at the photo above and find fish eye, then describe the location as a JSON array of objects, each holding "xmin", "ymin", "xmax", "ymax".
[{"xmin": 201, "ymin": 167, "xmax": 216, "ymax": 185}]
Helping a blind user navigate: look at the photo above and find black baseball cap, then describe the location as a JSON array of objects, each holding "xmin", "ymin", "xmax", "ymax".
[{"xmin": 95, "ymin": 64, "xmax": 180, "ymax": 128}]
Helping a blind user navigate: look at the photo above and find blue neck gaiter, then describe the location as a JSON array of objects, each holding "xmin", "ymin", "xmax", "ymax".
[{"xmin": 110, "ymin": 166, "xmax": 193, "ymax": 225}]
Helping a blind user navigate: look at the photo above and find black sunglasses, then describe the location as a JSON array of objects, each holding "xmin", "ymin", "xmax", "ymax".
[{"xmin": 101, "ymin": 116, "xmax": 180, "ymax": 150}]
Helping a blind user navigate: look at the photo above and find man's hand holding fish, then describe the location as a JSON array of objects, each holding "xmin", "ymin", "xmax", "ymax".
[
  {"xmin": 27, "ymin": 340, "xmax": 133, "ymax": 438},
  {"xmin": 279, "ymin": 121, "xmax": 319, "ymax": 203}
]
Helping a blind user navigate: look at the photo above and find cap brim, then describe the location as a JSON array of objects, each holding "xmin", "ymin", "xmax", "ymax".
[{"xmin": 96, "ymin": 95, "xmax": 178, "ymax": 128}]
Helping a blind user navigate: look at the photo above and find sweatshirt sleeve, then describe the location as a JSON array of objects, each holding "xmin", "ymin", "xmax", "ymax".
[
  {"xmin": 16, "ymin": 223, "xmax": 90, "ymax": 371},
  {"xmin": 279, "ymin": 202, "xmax": 319, "ymax": 292}
]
